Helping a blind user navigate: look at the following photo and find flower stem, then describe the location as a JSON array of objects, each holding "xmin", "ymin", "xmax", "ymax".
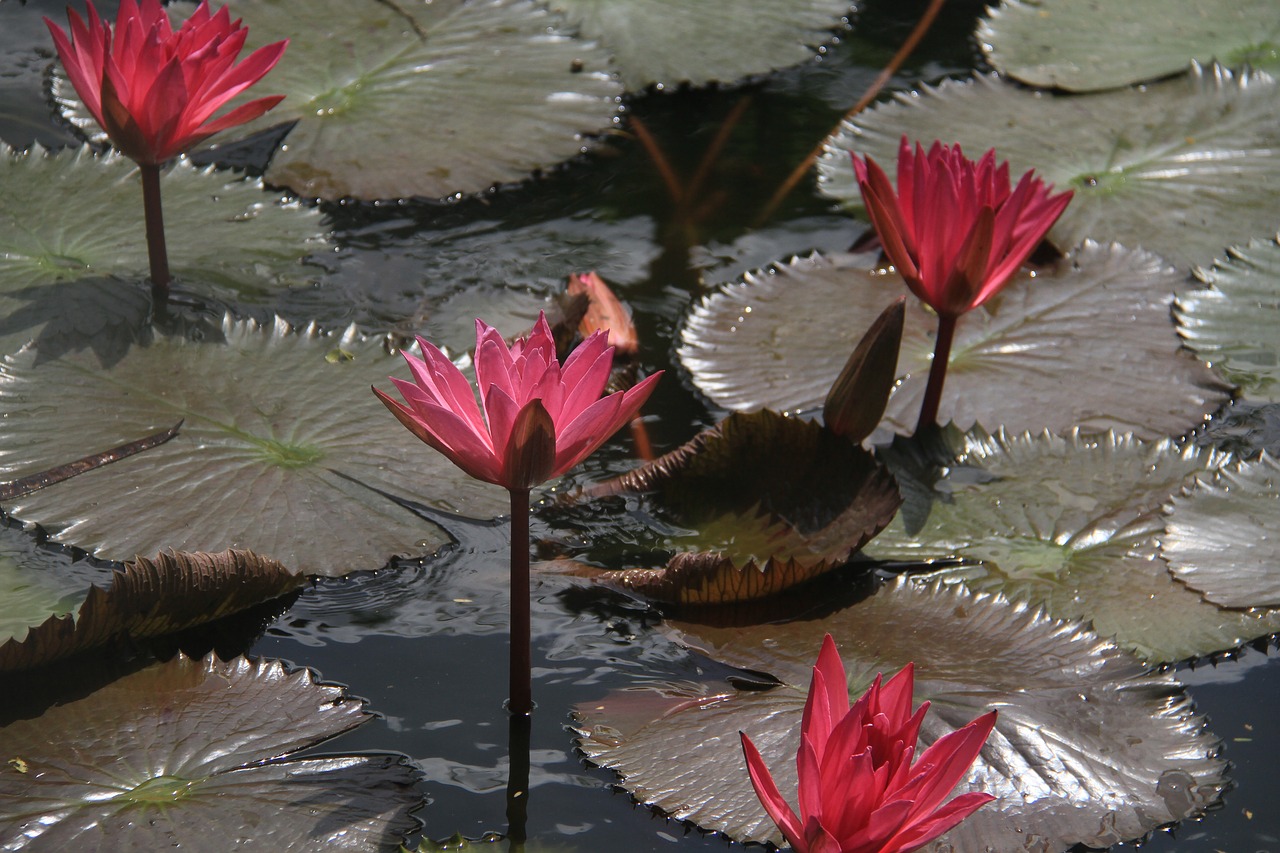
[
  {"xmin": 505, "ymin": 710, "xmax": 531, "ymax": 848},
  {"xmin": 139, "ymin": 163, "xmax": 171, "ymax": 303},
  {"xmin": 508, "ymin": 487, "xmax": 533, "ymax": 717},
  {"xmin": 915, "ymin": 313, "xmax": 957, "ymax": 434}
]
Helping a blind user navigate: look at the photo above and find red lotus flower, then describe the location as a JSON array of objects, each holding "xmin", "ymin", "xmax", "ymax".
[
  {"xmin": 852, "ymin": 138, "xmax": 1072, "ymax": 318},
  {"xmin": 45, "ymin": 0, "xmax": 287, "ymax": 165},
  {"xmin": 374, "ymin": 313, "xmax": 662, "ymax": 491},
  {"xmin": 740, "ymin": 635, "xmax": 997, "ymax": 853}
]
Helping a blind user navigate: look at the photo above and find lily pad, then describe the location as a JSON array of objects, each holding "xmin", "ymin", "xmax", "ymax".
[
  {"xmin": 0, "ymin": 144, "xmax": 328, "ymax": 311},
  {"xmin": 0, "ymin": 549, "xmax": 305, "ymax": 673},
  {"xmin": 871, "ymin": 428, "xmax": 1280, "ymax": 662},
  {"xmin": 1177, "ymin": 236, "xmax": 1280, "ymax": 402},
  {"xmin": 547, "ymin": 0, "xmax": 853, "ymax": 90},
  {"xmin": 164, "ymin": 0, "xmax": 622, "ymax": 200},
  {"xmin": 0, "ymin": 315, "xmax": 519, "ymax": 573},
  {"xmin": 0, "ymin": 525, "xmax": 116, "ymax": 645},
  {"xmin": 572, "ymin": 409, "xmax": 900, "ymax": 603},
  {"xmin": 574, "ymin": 578, "xmax": 1226, "ymax": 852},
  {"xmin": 1163, "ymin": 452, "xmax": 1280, "ymax": 608},
  {"xmin": 0, "ymin": 653, "xmax": 421, "ymax": 850},
  {"xmin": 678, "ymin": 244, "xmax": 1229, "ymax": 439},
  {"xmin": 817, "ymin": 65, "xmax": 1280, "ymax": 271},
  {"xmin": 980, "ymin": 0, "xmax": 1280, "ymax": 92}
]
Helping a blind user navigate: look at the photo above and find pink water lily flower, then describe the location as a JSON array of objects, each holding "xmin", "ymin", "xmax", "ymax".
[
  {"xmin": 852, "ymin": 137, "xmax": 1072, "ymax": 319},
  {"xmin": 374, "ymin": 313, "xmax": 662, "ymax": 491},
  {"xmin": 46, "ymin": 0, "xmax": 287, "ymax": 166},
  {"xmin": 740, "ymin": 635, "xmax": 997, "ymax": 853}
]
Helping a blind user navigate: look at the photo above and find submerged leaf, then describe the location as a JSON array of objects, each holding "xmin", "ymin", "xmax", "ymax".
[
  {"xmin": 0, "ymin": 316, "xmax": 515, "ymax": 573},
  {"xmin": 871, "ymin": 428, "xmax": 1280, "ymax": 662},
  {"xmin": 1164, "ymin": 452, "xmax": 1280, "ymax": 608},
  {"xmin": 679, "ymin": 245, "xmax": 1228, "ymax": 439},
  {"xmin": 0, "ymin": 549, "xmax": 305, "ymax": 673},
  {"xmin": 0, "ymin": 654, "xmax": 420, "ymax": 850},
  {"xmin": 574, "ymin": 578, "xmax": 1226, "ymax": 852},
  {"xmin": 819, "ymin": 65, "xmax": 1280, "ymax": 271},
  {"xmin": 1177, "ymin": 236, "xmax": 1280, "ymax": 402},
  {"xmin": 981, "ymin": 0, "xmax": 1280, "ymax": 91}
]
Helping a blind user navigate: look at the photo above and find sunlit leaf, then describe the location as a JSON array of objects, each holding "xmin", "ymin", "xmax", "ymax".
[
  {"xmin": 678, "ymin": 244, "xmax": 1228, "ymax": 439},
  {"xmin": 0, "ymin": 316, "xmax": 517, "ymax": 573},
  {"xmin": 1164, "ymin": 452, "xmax": 1280, "ymax": 608},
  {"xmin": 0, "ymin": 654, "xmax": 421, "ymax": 850},
  {"xmin": 1177, "ymin": 236, "xmax": 1280, "ymax": 402},
  {"xmin": 0, "ymin": 549, "xmax": 305, "ymax": 673},
  {"xmin": 151, "ymin": 0, "xmax": 622, "ymax": 200},
  {"xmin": 981, "ymin": 0, "xmax": 1280, "ymax": 91},
  {"xmin": 0, "ymin": 525, "xmax": 114, "ymax": 645},
  {"xmin": 548, "ymin": 0, "xmax": 854, "ymax": 90},
  {"xmin": 0, "ymin": 144, "xmax": 328, "ymax": 320},
  {"xmin": 818, "ymin": 64, "xmax": 1280, "ymax": 271},
  {"xmin": 871, "ymin": 428, "xmax": 1280, "ymax": 662},
  {"xmin": 574, "ymin": 578, "xmax": 1226, "ymax": 851}
]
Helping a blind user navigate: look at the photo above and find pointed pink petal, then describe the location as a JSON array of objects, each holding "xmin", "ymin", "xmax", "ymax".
[{"xmin": 740, "ymin": 732, "xmax": 806, "ymax": 850}]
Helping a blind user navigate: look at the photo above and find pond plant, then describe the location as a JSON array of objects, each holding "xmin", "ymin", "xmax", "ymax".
[{"xmin": 0, "ymin": 0, "xmax": 1279, "ymax": 851}]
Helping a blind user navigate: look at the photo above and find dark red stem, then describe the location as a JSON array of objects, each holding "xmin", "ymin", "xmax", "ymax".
[
  {"xmin": 139, "ymin": 162, "xmax": 171, "ymax": 302},
  {"xmin": 916, "ymin": 313, "xmax": 957, "ymax": 434},
  {"xmin": 505, "ymin": 710, "xmax": 531, "ymax": 847},
  {"xmin": 508, "ymin": 487, "xmax": 533, "ymax": 716}
]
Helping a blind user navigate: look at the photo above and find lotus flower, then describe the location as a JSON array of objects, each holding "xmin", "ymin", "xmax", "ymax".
[
  {"xmin": 851, "ymin": 138, "xmax": 1071, "ymax": 433},
  {"xmin": 852, "ymin": 137, "xmax": 1071, "ymax": 319},
  {"xmin": 375, "ymin": 314, "xmax": 661, "ymax": 715},
  {"xmin": 375, "ymin": 313, "xmax": 661, "ymax": 491},
  {"xmin": 45, "ymin": 0, "xmax": 287, "ymax": 299},
  {"xmin": 740, "ymin": 635, "xmax": 997, "ymax": 853},
  {"xmin": 45, "ymin": 0, "xmax": 287, "ymax": 166}
]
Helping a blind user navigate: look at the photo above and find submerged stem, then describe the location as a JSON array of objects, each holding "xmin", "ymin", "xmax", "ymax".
[
  {"xmin": 139, "ymin": 162, "xmax": 171, "ymax": 303},
  {"xmin": 915, "ymin": 313, "xmax": 957, "ymax": 434},
  {"xmin": 505, "ymin": 710, "xmax": 531, "ymax": 848},
  {"xmin": 508, "ymin": 487, "xmax": 533, "ymax": 716}
]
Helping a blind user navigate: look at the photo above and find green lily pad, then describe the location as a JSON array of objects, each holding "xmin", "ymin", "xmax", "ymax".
[
  {"xmin": 1177, "ymin": 237, "xmax": 1280, "ymax": 402},
  {"xmin": 871, "ymin": 428, "xmax": 1280, "ymax": 662},
  {"xmin": 0, "ymin": 144, "xmax": 329, "ymax": 316},
  {"xmin": 570, "ymin": 409, "xmax": 901, "ymax": 604},
  {"xmin": 0, "ymin": 316, "xmax": 518, "ymax": 573},
  {"xmin": 0, "ymin": 525, "xmax": 116, "ymax": 645},
  {"xmin": 678, "ymin": 244, "xmax": 1228, "ymax": 439},
  {"xmin": 980, "ymin": 0, "xmax": 1280, "ymax": 92},
  {"xmin": 1164, "ymin": 452, "xmax": 1280, "ymax": 608},
  {"xmin": 161, "ymin": 0, "xmax": 622, "ymax": 200},
  {"xmin": 0, "ymin": 654, "xmax": 421, "ymax": 850},
  {"xmin": 547, "ymin": 0, "xmax": 854, "ymax": 90},
  {"xmin": 574, "ymin": 578, "xmax": 1226, "ymax": 851},
  {"xmin": 0, "ymin": 549, "xmax": 305, "ymax": 673},
  {"xmin": 818, "ymin": 65, "xmax": 1280, "ymax": 271}
]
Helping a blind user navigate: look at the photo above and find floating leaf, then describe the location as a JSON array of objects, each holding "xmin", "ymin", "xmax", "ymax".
[
  {"xmin": 575, "ymin": 409, "xmax": 900, "ymax": 603},
  {"xmin": 0, "ymin": 525, "xmax": 115, "ymax": 645},
  {"xmin": 0, "ymin": 144, "xmax": 328, "ymax": 312},
  {"xmin": 548, "ymin": 0, "xmax": 853, "ymax": 90},
  {"xmin": 980, "ymin": 0, "xmax": 1280, "ymax": 92},
  {"xmin": 818, "ymin": 65, "xmax": 1280, "ymax": 271},
  {"xmin": 154, "ymin": 0, "xmax": 622, "ymax": 200},
  {"xmin": 1177, "ymin": 236, "xmax": 1280, "ymax": 402},
  {"xmin": 0, "ymin": 654, "xmax": 421, "ymax": 850},
  {"xmin": 0, "ymin": 549, "xmax": 306, "ymax": 673},
  {"xmin": 678, "ymin": 244, "xmax": 1228, "ymax": 439},
  {"xmin": 574, "ymin": 578, "xmax": 1225, "ymax": 852},
  {"xmin": 0, "ymin": 316, "xmax": 518, "ymax": 573},
  {"xmin": 871, "ymin": 428, "xmax": 1280, "ymax": 662},
  {"xmin": 1164, "ymin": 452, "xmax": 1280, "ymax": 608}
]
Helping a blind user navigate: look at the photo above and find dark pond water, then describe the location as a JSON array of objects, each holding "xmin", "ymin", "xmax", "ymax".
[{"xmin": 2, "ymin": 0, "xmax": 1279, "ymax": 850}]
